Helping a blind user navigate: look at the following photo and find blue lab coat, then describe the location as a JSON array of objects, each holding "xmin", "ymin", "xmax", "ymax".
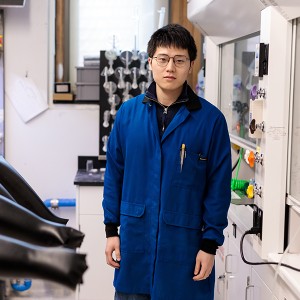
[{"xmin": 103, "ymin": 90, "xmax": 231, "ymax": 300}]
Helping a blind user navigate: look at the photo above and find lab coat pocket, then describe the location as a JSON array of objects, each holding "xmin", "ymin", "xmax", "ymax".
[
  {"xmin": 120, "ymin": 201, "xmax": 145, "ymax": 253},
  {"xmin": 172, "ymin": 148, "xmax": 207, "ymax": 189},
  {"xmin": 163, "ymin": 211, "xmax": 202, "ymax": 230},
  {"xmin": 160, "ymin": 211, "xmax": 203, "ymax": 263}
]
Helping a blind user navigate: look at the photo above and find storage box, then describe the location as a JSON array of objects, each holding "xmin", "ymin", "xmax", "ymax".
[
  {"xmin": 75, "ymin": 82, "xmax": 99, "ymax": 100},
  {"xmin": 76, "ymin": 67, "xmax": 99, "ymax": 84}
]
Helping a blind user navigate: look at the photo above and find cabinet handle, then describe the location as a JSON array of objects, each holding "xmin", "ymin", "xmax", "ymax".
[
  {"xmin": 245, "ymin": 284, "xmax": 254, "ymax": 300},
  {"xmin": 225, "ymin": 254, "xmax": 233, "ymax": 273},
  {"xmin": 217, "ymin": 274, "xmax": 225, "ymax": 296}
]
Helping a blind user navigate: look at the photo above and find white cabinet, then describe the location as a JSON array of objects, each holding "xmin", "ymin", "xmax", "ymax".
[
  {"xmin": 251, "ymin": 268, "xmax": 273, "ymax": 300},
  {"xmin": 215, "ymin": 211, "xmax": 253, "ymax": 300},
  {"xmin": 76, "ymin": 185, "xmax": 115, "ymax": 300},
  {"xmin": 226, "ymin": 218, "xmax": 253, "ymax": 300},
  {"xmin": 216, "ymin": 205, "xmax": 300, "ymax": 300},
  {"xmin": 226, "ymin": 244, "xmax": 252, "ymax": 300}
]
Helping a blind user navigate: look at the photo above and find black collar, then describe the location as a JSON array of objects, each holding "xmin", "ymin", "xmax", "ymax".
[{"xmin": 142, "ymin": 81, "xmax": 201, "ymax": 111}]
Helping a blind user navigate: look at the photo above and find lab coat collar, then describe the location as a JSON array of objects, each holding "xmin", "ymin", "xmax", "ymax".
[{"xmin": 142, "ymin": 81, "xmax": 202, "ymax": 111}]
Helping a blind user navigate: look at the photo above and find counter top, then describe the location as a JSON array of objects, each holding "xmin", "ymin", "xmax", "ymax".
[
  {"xmin": 74, "ymin": 169, "xmax": 104, "ymax": 186},
  {"xmin": 268, "ymin": 253, "xmax": 300, "ymax": 297}
]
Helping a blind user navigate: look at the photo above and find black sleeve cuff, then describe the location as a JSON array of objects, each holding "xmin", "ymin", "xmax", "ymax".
[
  {"xmin": 200, "ymin": 239, "xmax": 219, "ymax": 255},
  {"xmin": 105, "ymin": 223, "xmax": 119, "ymax": 238}
]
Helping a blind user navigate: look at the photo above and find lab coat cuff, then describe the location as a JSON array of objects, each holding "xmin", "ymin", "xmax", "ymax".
[
  {"xmin": 105, "ymin": 223, "xmax": 119, "ymax": 238},
  {"xmin": 200, "ymin": 238, "xmax": 218, "ymax": 255}
]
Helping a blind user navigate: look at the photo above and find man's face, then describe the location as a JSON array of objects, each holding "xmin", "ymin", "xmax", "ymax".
[{"xmin": 148, "ymin": 46, "xmax": 193, "ymax": 94}]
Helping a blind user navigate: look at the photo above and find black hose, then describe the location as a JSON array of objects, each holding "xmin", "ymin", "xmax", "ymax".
[
  {"xmin": 232, "ymin": 157, "xmax": 239, "ymax": 172},
  {"xmin": 240, "ymin": 230, "xmax": 300, "ymax": 272},
  {"xmin": 232, "ymin": 149, "xmax": 240, "ymax": 172}
]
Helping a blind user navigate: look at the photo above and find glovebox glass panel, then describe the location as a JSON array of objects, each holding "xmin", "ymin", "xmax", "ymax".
[
  {"xmin": 220, "ymin": 34, "xmax": 260, "ymax": 144},
  {"xmin": 290, "ymin": 19, "xmax": 300, "ymax": 201}
]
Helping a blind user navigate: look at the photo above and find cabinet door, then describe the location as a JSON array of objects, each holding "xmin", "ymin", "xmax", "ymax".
[
  {"xmin": 215, "ymin": 249, "xmax": 226, "ymax": 300},
  {"xmin": 226, "ymin": 230, "xmax": 252, "ymax": 300},
  {"xmin": 78, "ymin": 214, "xmax": 115, "ymax": 300},
  {"xmin": 77, "ymin": 186, "xmax": 103, "ymax": 215},
  {"xmin": 215, "ymin": 228, "xmax": 230, "ymax": 300},
  {"xmin": 251, "ymin": 268, "xmax": 273, "ymax": 300}
]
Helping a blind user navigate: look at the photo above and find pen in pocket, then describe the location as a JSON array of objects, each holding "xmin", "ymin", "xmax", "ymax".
[{"xmin": 180, "ymin": 144, "xmax": 186, "ymax": 172}]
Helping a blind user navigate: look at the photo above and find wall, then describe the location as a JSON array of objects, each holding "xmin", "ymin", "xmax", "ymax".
[{"xmin": 4, "ymin": 0, "xmax": 99, "ymax": 200}]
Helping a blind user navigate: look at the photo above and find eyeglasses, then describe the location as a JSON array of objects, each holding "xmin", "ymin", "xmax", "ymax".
[{"xmin": 152, "ymin": 54, "xmax": 190, "ymax": 68}]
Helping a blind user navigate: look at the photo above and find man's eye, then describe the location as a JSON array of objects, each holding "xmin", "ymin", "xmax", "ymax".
[{"xmin": 159, "ymin": 58, "xmax": 167, "ymax": 63}]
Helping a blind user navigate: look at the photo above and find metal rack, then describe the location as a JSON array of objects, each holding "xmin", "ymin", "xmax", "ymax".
[{"xmin": 98, "ymin": 50, "xmax": 152, "ymax": 158}]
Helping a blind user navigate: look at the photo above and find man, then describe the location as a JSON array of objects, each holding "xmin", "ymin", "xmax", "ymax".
[{"xmin": 103, "ymin": 23, "xmax": 231, "ymax": 300}]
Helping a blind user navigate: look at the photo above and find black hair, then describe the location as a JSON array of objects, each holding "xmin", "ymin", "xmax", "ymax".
[{"xmin": 147, "ymin": 23, "xmax": 197, "ymax": 61}]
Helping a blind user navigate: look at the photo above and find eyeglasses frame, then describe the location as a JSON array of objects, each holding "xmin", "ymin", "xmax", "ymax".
[{"xmin": 152, "ymin": 54, "xmax": 190, "ymax": 68}]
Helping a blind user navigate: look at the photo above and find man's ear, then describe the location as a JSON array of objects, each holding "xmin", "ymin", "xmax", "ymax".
[
  {"xmin": 188, "ymin": 61, "xmax": 195, "ymax": 74},
  {"xmin": 148, "ymin": 57, "xmax": 152, "ymax": 70}
]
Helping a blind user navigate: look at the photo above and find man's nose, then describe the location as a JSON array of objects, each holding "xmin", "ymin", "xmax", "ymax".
[{"xmin": 166, "ymin": 58, "xmax": 176, "ymax": 70}]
